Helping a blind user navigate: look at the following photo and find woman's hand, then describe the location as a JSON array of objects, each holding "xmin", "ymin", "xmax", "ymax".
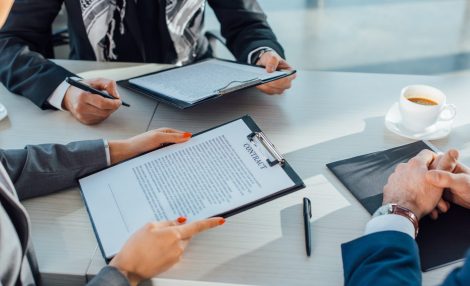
[
  {"xmin": 109, "ymin": 217, "xmax": 225, "ymax": 286},
  {"xmin": 108, "ymin": 128, "xmax": 192, "ymax": 164}
]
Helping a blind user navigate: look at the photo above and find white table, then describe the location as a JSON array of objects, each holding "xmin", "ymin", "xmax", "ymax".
[{"xmin": 1, "ymin": 60, "xmax": 469, "ymax": 285}]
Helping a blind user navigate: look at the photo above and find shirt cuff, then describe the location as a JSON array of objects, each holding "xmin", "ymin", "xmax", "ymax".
[
  {"xmin": 365, "ymin": 214, "xmax": 415, "ymax": 239},
  {"xmin": 103, "ymin": 139, "xmax": 111, "ymax": 166},
  {"xmin": 47, "ymin": 80, "xmax": 70, "ymax": 111},
  {"xmin": 247, "ymin": 46, "xmax": 273, "ymax": 64}
]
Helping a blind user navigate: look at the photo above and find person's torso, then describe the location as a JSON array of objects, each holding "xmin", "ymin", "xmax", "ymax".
[{"xmin": 64, "ymin": 0, "xmax": 209, "ymax": 64}]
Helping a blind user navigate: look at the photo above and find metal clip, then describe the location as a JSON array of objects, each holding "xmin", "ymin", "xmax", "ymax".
[{"xmin": 247, "ymin": 132, "xmax": 285, "ymax": 167}]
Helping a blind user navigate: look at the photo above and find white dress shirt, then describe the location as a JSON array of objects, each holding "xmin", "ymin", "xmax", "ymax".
[{"xmin": 365, "ymin": 214, "xmax": 415, "ymax": 238}]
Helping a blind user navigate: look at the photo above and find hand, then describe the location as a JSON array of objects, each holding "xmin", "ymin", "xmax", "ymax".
[
  {"xmin": 108, "ymin": 128, "xmax": 192, "ymax": 164},
  {"xmin": 63, "ymin": 78, "xmax": 122, "ymax": 125},
  {"xmin": 109, "ymin": 217, "xmax": 225, "ymax": 286},
  {"xmin": 255, "ymin": 51, "xmax": 296, "ymax": 95},
  {"xmin": 426, "ymin": 153, "xmax": 470, "ymax": 209},
  {"xmin": 383, "ymin": 149, "xmax": 443, "ymax": 219},
  {"xmin": 427, "ymin": 149, "xmax": 459, "ymax": 219}
]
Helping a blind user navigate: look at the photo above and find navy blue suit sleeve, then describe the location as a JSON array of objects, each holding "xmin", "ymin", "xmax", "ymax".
[
  {"xmin": 342, "ymin": 231, "xmax": 421, "ymax": 286},
  {"xmin": 441, "ymin": 251, "xmax": 470, "ymax": 286},
  {"xmin": 0, "ymin": 0, "xmax": 76, "ymax": 109}
]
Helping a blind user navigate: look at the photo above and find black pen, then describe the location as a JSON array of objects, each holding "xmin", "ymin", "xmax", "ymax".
[
  {"xmin": 66, "ymin": 77, "xmax": 130, "ymax": 107},
  {"xmin": 303, "ymin": 197, "xmax": 312, "ymax": 257}
]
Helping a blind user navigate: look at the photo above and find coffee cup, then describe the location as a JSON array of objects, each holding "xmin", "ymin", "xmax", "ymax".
[{"xmin": 399, "ymin": 85, "xmax": 456, "ymax": 132}]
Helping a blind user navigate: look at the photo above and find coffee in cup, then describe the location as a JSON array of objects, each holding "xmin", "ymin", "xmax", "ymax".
[{"xmin": 399, "ymin": 85, "xmax": 456, "ymax": 132}]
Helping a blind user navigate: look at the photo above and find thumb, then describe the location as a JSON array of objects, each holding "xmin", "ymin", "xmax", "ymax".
[{"xmin": 426, "ymin": 170, "xmax": 459, "ymax": 188}]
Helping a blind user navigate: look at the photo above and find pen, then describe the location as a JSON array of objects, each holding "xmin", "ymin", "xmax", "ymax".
[
  {"xmin": 303, "ymin": 197, "xmax": 312, "ymax": 257},
  {"xmin": 65, "ymin": 77, "xmax": 130, "ymax": 107}
]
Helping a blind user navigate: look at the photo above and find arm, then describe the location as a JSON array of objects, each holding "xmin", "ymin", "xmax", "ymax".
[
  {"xmin": 208, "ymin": 0, "xmax": 284, "ymax": 62},
  {"xmin": 0, "ymin": 128, "xmax": 193, "ymax": 200},
  {"xmin": 0, "ymin": 0, "xmax": 76, "ymax": 109},
  {"xmin": 342, "ymin": 231, "xmax": 421, "ymax": 286},
  {"xmin": 0, "ymin": 140, "xmax": 108, "ymax": 200}
]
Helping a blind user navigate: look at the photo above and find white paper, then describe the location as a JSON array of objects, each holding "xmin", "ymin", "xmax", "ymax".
[
  {"xmin": 79, "ymin": 119, "xmax": 296, "ymax": 258},
  {"xmin": 128, "ymin": 59, "xmax": 287, "ymax": 104}
]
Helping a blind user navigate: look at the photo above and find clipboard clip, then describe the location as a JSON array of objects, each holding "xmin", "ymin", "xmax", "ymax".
[
  {"xmin": 247, "ymin": 132, "xmax": 285, "ymax": 167},
  {"xmin": 214, "ymin": 78, "xmax": 263, "ymax": 95}
]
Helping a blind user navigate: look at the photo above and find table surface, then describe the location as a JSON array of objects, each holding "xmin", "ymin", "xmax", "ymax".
[{"xmin": 2, "ymin": 60, "xmax": 470, "ymax": 286}]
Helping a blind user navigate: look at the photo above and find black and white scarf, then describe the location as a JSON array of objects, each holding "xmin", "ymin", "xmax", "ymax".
[{"xmin": 79, "ymin": 0, "xmax": 205, "ymax": 64}]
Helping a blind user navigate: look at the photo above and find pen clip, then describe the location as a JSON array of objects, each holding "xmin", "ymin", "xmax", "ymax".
[
  {"xmin": 247, "ymin": 132, "xmax": 285, "ymax": 167},
  {"xmin": 214, "ymin": 78, "xmax": 262, "ymax": 95},
  {"xmin": 304, "ymin": 197, "xmax": 312, "ymax": 218}
]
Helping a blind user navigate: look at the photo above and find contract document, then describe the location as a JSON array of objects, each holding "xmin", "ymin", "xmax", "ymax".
[{"xmin": 79, "ymin": 116, "xmax": 304, "ymax": 259}]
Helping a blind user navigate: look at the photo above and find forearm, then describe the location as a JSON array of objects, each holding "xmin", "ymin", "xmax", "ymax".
[
  {"xmin": 1, "ymin": 140, "xmax": 108, "ymax": 200},
  {"xmin": 0, "ymin": 0, "xmax": 75, "ymax": 109},
  {"xmin": 209, "ymin": 0, "xmax": 285, "ymax": 62}
]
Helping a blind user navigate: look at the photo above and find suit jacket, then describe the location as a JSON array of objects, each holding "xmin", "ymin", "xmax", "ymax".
[
  {"xmin": 342, "ymin": 231, "xmax": 470, "ymax": 286},
  {"xmin": 0, "ymin": 0, "xmax": 284, "ymax": 109},
  {"xmin": 0, "ymin": 140, "xmax": 129, "ymax": 285}
]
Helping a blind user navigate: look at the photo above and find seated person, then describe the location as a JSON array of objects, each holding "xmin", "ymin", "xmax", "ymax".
[
  {"xmin": 342, "ymin": 149, "xmax": 470, "ymax": 285},
  {"xmin": 0, "ymin": 127, "xmax": 225, "ymax": 286},
  {"xmin": 0, "ymin": 0, "xmax": 296, "ymax": 125}
]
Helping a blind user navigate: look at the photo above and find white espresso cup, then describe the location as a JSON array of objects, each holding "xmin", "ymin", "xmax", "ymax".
[{"xmin": 399, "ymin": 85, "xmax": 456, "ymax": 132}]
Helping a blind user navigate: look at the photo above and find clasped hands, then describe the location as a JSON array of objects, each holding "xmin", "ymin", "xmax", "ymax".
[{"xmin": 384, "ymin": 148, "xmax": 470, "ymax": 221}]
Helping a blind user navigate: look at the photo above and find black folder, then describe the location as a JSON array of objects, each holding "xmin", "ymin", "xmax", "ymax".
[
  {"xmin": 118, "ymin": 59, "xmax": 296, "ymax": 109},
  {"xmin": 327, "ymin": 141, "xmax": 470, "ymax": 271},
  {"xmin": 78, "ymin": 115, "xmax": 305, "ymax": 261}
]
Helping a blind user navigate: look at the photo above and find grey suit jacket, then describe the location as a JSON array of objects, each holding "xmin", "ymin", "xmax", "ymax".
[{"xmin": 0, "ymin": 140, "xmax": 129, "ymax": 286}]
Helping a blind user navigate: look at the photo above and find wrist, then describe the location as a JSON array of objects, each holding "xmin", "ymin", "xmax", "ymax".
[
  {"xmin": 375, "ymin": 203, "xmax": 420, "ymax": 237},
  {"xmin": 109, "ymin": 259, "xmax": 140, "ymax": 286},
  {"xmin": 108, "ymin": 139, "xmax": 136, "ymax": 164}
]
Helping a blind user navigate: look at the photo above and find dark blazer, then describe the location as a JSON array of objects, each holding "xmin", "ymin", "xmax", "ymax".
[
  {"xmin": 342, "ymin": 231, "xmax": 470, "ymax": 286},
  {"xmin": 0, "ymin": 0, "xmax": 284, "ymax": 109},
  {"xmin": 0, "ymin": 140, "xmax": 130, "ymax": 285}
]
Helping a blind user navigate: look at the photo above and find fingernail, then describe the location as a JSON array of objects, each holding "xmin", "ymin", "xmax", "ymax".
[
  {"xmin": 182, "ymin": 132, "xmax": 192, "ymax": 138},
  {"xmin": 177, "ymin": 217, "xmax": 187, "ymax": 224},
  {"xmin": 218, "ymin": 218, "xmax": 225, "ymax": 225}
]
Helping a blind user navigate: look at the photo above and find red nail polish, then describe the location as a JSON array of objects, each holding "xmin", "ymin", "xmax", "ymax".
[
  {"xmin": 218, "ymin": 218, "xmax": 225, "ymax": 225},
  {"xmin": 177, "ymin": 217, "xmax": 187, "ymax": 224},
  {"xmin": 182, "ymin": 132, "xmax": 192, "ymax": 138}
]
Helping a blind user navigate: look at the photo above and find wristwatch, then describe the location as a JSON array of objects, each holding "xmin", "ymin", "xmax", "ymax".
[
  {"xmin": 251, "ymin": 47, "xmax": 274, "ymax": 64},
  {"xmin": 373, "ymin": 203, "xmax": 419, "ymax": 237}
]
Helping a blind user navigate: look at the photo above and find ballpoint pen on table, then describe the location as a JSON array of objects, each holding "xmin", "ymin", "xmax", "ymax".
[{"xmin": 303, "ymin": 197, "xmax": 312, "ymax": 257}]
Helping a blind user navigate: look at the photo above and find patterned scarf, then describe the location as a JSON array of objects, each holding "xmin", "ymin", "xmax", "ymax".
[{"xmin": 79, "ymin": 0, "xmax": 205, "ymax": 64}]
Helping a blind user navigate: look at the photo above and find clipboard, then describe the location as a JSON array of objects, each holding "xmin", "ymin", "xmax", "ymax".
[
  {"xmin": 118, "ymin": 59, "xmax": 297, "ymax": 109},
  {"xmin": 78, "ymin": 115, "xmax": 305, "ymax": 261}
]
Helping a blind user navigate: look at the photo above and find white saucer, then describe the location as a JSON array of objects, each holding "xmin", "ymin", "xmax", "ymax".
[
  {"xmin": 385, "ymin": 102, "xmax": 453, "ymax": 140},
  {"xmin": 0, "ymin": 103, "xmax": 7, "ymax": 121}
]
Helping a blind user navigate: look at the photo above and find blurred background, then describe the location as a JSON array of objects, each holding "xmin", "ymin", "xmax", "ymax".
[{"xmin": 53, "ymin": 0, "xmax": 470, "ymax": 75}]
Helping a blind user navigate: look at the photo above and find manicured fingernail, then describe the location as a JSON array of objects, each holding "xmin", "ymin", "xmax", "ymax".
[
  {"xmin": 218, "ymin": 218, "xmax": 225, "ymax": 225},
  {"xmin": 177, "ymin": 217, "xmax": 187, "ymax": 224},
  {"xmin": 182, "ymin": 132, "xmax": 192, "ymax": 138}
]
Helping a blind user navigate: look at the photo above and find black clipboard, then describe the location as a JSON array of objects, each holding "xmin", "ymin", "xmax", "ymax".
[
  {"xmin": 326, "ymin": 141, "xmax": 470, "ymax": 272},
  {"xmin": 78, "ymin": 115, "xmax": 305, "ymax": 261},
  {"xmin": 117, "ymin": 59, "xmax": 297, "ymax": 109}
]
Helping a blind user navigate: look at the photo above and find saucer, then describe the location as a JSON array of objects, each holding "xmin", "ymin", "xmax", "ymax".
[
  {"xmin": 0, "ymin": 103, "xmax": 7, "ymax": 121},
  {"xmin": 385, "ymin": 102, "xmax": 453, "ymax": 140}
]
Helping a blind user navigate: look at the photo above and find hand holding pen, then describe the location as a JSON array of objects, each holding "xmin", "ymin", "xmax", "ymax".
[{"xmin": 62, "ymin": 77, "xmax": 129, "ymax": 125}]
